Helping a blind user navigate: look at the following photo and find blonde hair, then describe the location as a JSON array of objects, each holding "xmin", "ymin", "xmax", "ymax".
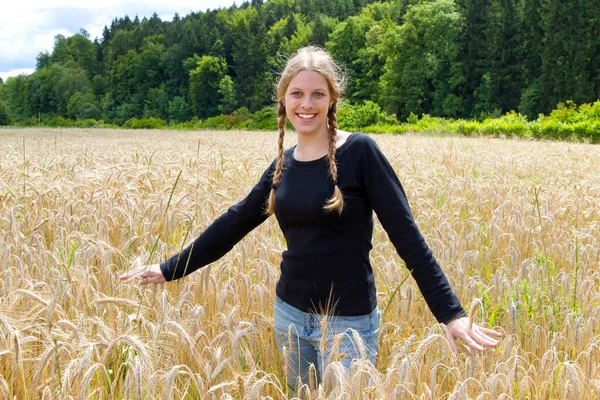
[{"xmin": 267, "ymin": 46, "xmax": 346, "ymax": 216}]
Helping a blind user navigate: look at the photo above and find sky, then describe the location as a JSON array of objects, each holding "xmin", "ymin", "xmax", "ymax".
[{"xmin": 0, "ymin": 0, "xmax": 238, "ymax": 82}]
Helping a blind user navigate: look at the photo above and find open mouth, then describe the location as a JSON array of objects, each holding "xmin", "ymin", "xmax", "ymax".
[{"xmin": 297, "ymin": 113, "xmax": 316, "ymax": 120}]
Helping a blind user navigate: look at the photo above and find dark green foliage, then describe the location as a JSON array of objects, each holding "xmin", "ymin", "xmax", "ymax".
[
  {"xmin": 188, "ymin": 55, "xmax": 228, "ymax": 118},
  {"xmin": 168, "ymin": 96, "xmax": 193, "ymax": 123},
  {"xmin": 145, "ymin": 84, "xmax": 170, "ymax": 119},
  {"xmin": 379, "ymin": 0, "xmax": 464, "ymax": 119},
  {"xmin": 36, "ymin": 52, "xmax": 51, "ymax": 70},
  {"xmin": 477, "ymin": 0, "xmax": 522, "ymax": 114},
  {"xmin": 114, "ymin": 102, "xmax": 138, "ymax": 126},
  {"xmin": 3, "ymin": 0, "xmax": 598, "ymax": 131},
  {"xmin": 67, "ymin": 92, "xmax": 100, "ymax": 119},
  {"xmin": 327, "ymin": 15, "xmax": 369, "ymax": 101},
  {"xmin": 519, "ymin": 78, "xmax": 542, "ymax": 120},
  {"xmin": 517, "ymin": 0, "xmax": 544, "ymax": 116},
  {"xmin": 0, "ymin": 79, "xmax": 10, "ymax": 125},
  {"xmin": 309, "ymin": 14, "xmax": 338, "ymax": 47},
  {"xmin": 5, "ymin": 75, "xmax": 30, "ymax": 122},
  {"xmin": 538, "ymin": 0, "xmax": 600, "ymax": 114},
  {"xmin": 0, "ymin": 101, "xmax": 11, "ymax": 125},
  {"xmin": 229, "ymin": 6, "xmax": 271, "ymax": 111},
  {"xmin": 218, "ymin": 75, "xmax": 238, "ymax": 115}
]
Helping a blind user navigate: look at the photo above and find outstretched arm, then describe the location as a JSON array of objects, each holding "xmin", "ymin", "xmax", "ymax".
[
  {"xmin": 358, "ymin": 135, "xmax": 502, "ymax": 351},
  {"xmin": 120, "ymin": 160, "xmax": 275, "ymax": 283}
]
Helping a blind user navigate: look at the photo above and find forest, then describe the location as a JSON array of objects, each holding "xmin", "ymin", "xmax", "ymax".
[{"xmin": 0, "ymin": 0, "xmax": 598, "ymax": 130}]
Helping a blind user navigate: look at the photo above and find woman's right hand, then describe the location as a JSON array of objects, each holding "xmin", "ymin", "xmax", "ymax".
[{"xmin": 119, "ymin": 264, "xmax": 166, "ymax": 285}]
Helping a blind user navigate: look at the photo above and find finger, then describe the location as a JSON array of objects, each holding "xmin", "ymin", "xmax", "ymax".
[
  {"xmin": 443, "ymin": 325, "xmax": 460, "ymax": 355},
  {"xmin": 473, "ymin": 333, "xmax": 499, "ymax": 347},
  {"xmin": 447, "ymin": 334, "xmax": 459, "ymax": 355},
  {"xmin": 478, "ymin": 326, "xmax": 504, "ymax": 337},
  {"xmin": 471, "ymin": 324, "xmax": 502, "ymax": 341},
  {"xmin": 119, "ymin": 270, "xmax": 142, "ymax": 280},
  {"xmin": 462, "ymin": 333, "xmax": 486, "ymax": 351},
  {"xmin": 124, "ymin": 274, "xmax": 145, "ymax": 283},
  {"xmin": 140, "ymin": 275, "xmax": 162, "ymax": 285},
  {"xmin": 140, "ymin": 270, "xmax": 152, "ymax": 278},
  {"xmin": 118, "ymin": 270, "xmax": 134, "ymax": 279},
  {"xmin": 122, "ymin": 269, "xmax": 152, "ymax": 283},
  {"xmin": 450, "ymin": 326, "xmax": 486, "ymax": 351},
  {"xmin": 129, "ymin": 267, "xmax": 155, "ymax": 280},
  {"xmin": 119, "ymin": 266, "xmax": 146, "ymax": 280},
  {"xmin": 470, "ymin": 327, "xmax": 500, "ymax": 347}
]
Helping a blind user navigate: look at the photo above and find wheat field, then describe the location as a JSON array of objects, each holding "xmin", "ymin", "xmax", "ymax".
[{"xmin": 0, "ymin": 128, "xmax": 599, "ymax": 399}]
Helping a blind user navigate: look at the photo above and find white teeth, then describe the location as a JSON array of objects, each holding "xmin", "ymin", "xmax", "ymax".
[{"xmin": 298, "ymin": 114, "xmax": 315, "ymax": 119}]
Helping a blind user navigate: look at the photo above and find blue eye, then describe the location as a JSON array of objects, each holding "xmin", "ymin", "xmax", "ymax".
[{"xmin": 314, "ymin": 92, "xmax": 324, "ymax": 97}]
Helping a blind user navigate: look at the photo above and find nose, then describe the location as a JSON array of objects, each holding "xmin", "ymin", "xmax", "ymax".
[{"xmin": 301, "ymin": 96, "xmax": 312, "ymax": 109}]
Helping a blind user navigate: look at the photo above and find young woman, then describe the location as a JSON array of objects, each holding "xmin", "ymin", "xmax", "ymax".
[{"xmin": 120, "ymin": 46, "xmax": 502, "ymax": 388}]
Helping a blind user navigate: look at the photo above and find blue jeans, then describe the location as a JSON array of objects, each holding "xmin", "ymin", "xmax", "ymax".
[{"xmin": 274, "ymin": 296, "xmax": 379, "ymax": 390}]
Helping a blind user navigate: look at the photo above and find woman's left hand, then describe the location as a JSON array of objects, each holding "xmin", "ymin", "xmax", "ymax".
[
  {"xmin": 445, "ymin": 317, "xmax": 503, "ymax": 354},
  {"xmin": 119, "ymin": 264, "xmax": 166, "ymax": 285}
]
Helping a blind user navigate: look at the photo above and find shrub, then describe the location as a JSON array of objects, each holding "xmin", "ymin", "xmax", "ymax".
[
  {"xmin": 16, "ymin": 116, "xmax": 40, "ymax": 127},
  {"xmin": 585, "ymin": 101, "xmax": 600, "ymax": 119},
  {"xmin": 407, "ymin": 112, "xmax": 419, "ymax": 124},
  {"xmin": 171, "ymin": 116, "xmax": 203, "ymax": 130},
  {"xmin": 123, "ymin": 117, "xmax": 166, "ymax": 129},
  {"xmin": 454, "ymin": 120, "xmax": 482, "ymax": 136},
  {"xmin": 246, "ymin": 106, "xmax": 278, "ymax": 131},
  {"xmin": 231, "ymin": 107, "xmax": 251, "ymax": 128},
  {"xmin": 362, "ymin": 124, "xmax": 409, "ymax": 134},
  {"xmin": 338, "ymin": 101, "xmax": 397, "ymax": 130},
  {"xmin": 481, "ymin": 111, "xmax": 529, "ymax": 137},
  {"xmin": 201, "ymin": 115, "xmax": 231, "ymax": 130},
  {"xmin": 74, "ymin": 119, "xmax": 116, "ymax": 128},
  {"xmin": 553, "ymin": 101, "xmax": 582, "ymax": 123},
  {"xmin": 539, "ymin": 118, "xmax": 561, "ymax": 139},
  {"xmin": 45, "ymin": 116, "xmax": 73, "ymax": 127},
  {"xmin": 155, "ymin": 100, "xmax": 600, "ymax": 143},
  {"xmin": 409, "ymin": 114, "xmax": 452, "ymax": 133}
]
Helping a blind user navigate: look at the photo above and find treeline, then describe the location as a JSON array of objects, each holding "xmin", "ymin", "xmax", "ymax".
[{"xmin": 0, "ymin": 0, "xmax": 599, "ymax": 128}]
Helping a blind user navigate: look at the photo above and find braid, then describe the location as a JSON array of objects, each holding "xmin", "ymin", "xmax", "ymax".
[
  {"xmin": 323, "ymin": 103, "xmax": 344, "ymax": 215},
  {"xmin": 267, "ymin": 102, "xmax": 287, "ymax": 215}
]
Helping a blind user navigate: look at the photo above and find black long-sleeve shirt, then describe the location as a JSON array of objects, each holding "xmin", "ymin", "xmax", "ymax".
[{"xmin": 160, "ymin": 133, "xmax": 466, "ymax": 323}]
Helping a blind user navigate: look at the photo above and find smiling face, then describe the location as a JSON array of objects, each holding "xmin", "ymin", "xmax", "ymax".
[{"xmin": 284, "ymin": 70, "xmax": 333, "ymax": 138}]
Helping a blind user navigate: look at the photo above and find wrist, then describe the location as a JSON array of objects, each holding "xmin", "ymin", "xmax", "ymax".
[{"xmin": 443, "ymin": 309, "xmax": 468, "ymax": 325}]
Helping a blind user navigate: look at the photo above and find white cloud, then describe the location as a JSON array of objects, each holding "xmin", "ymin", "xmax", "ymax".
[{"xmin": 0, "ymin": 0, "xmax": 238, "ymax": 80}]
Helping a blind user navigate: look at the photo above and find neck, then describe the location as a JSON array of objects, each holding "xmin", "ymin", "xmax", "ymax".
[{"xmin": 296, "ymin": 125, "xmax": 330, "ymax": 154}]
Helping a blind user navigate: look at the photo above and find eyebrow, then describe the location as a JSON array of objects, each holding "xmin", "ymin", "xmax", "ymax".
[{"xmin": 289, "ymin": 87, "xmax": 328, "ymax": 92}]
